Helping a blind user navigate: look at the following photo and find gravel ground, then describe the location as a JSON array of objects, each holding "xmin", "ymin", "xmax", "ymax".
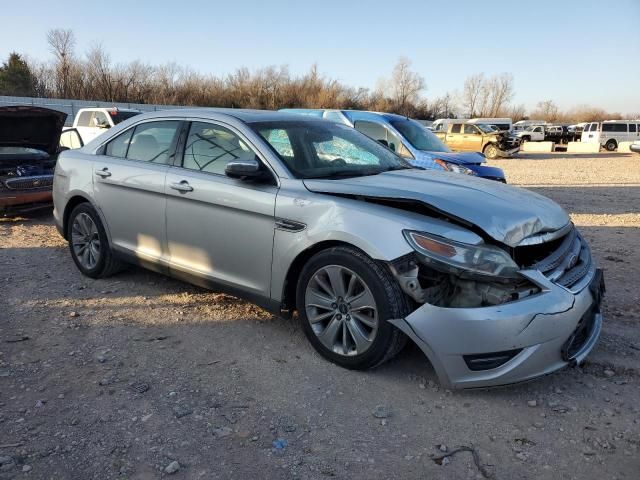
[{"xmin": 1, "ymin": 153, "xmax": 639, "ymax": 479}]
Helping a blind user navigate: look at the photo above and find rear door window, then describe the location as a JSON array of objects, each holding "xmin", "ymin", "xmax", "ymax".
[
  {"xmin": 105, "ymin": 128, "xmax": 134, "ymax": 158},
  {"xmin": 354, "ymin": 121, "xmax": 387, "ymax": 144},
  {"xmin": 451, "ymin": 124, "xmax": 462, "ymax": 134},
  {"xmin": 126, "ymin": 121, "xmax": 181, "ymax": 164}
]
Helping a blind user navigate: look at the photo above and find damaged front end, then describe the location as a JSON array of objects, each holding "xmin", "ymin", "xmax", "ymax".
[
  {"xmin": 386, "ymin": 224, "xmax": 603, "ymax": 389},
  {"xmin": 494, "ymin": 132, "xmax": 521, "ymax": 157},
  {"xmin": 389, "ymin": 253, "xmax": 540, "ymax": 308}
]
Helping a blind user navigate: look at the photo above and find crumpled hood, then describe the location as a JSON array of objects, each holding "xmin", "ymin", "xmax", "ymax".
[
  {"xmin": 0, "ymin": 106, "xmax": 67, "ymax": 155},
  {"xmin": 421, "ymin": 150, "xmax": 486, "ymax": 165},
  {"xmin": 303, "ymin": 169, "xmax": 570, "ymax": 247}
]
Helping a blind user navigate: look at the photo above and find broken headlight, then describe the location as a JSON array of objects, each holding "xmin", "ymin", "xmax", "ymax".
[
  {"xmin": 403, "ymin": 230, "xmax": 520, "ymax": 279},
  {"xmin": 433, "ymin": 159, "xmax": 477, "ymax": 176}
]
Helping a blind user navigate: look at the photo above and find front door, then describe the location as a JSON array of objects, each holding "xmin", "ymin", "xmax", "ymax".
[
  {"xmin": 461, "ymin": 124, "xmax": 484, "ymax": 151},
  {"xmin": 446, "ymin": 124, "xmax": 464, "ymax": 150},
  {"xmin": 165, "ymin": 120, "xmax": 277, "ymax": 298},
  {"xmin": 92, "ymin": 119, "xmax": 182, "ymax": 265}
]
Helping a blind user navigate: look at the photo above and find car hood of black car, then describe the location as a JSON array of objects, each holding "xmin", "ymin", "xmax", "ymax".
[
  {"xmin": 0, "ymin": 106, "xmax": 67, "ymax": 155},
  {"xmin": 303, "ymin": 169, "xmax": 570, "ymax": 247}
]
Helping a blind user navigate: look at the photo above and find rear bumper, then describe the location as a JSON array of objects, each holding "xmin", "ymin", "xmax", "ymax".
[{"xmin": 390, "ymin": 269, "xmax": 603, "ymax": 389}]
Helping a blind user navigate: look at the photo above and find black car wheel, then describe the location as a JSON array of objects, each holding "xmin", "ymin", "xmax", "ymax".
[
  {"xmin": 605, "ymin": 140, "xmax": 617, "ymax": 151},
  {"xmin": 296, "ymin": 246, "xmax": 409, "ymax": 370},
  {"xmin": 67, "ymin": 203, "xmax": 123, "ymax": 278}
]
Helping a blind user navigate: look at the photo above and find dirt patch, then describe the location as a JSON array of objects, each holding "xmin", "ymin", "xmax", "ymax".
[{"xmin": 1, "ymin": 153, "xmax": 639, "ymax": 479}]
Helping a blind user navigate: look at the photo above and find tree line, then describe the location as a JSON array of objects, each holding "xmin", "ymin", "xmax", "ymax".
[{"xmin": 0, "ymin": 29, "xmax": 632, "ymax": 123}]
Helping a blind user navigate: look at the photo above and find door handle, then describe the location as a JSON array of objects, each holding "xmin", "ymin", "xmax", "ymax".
[
  {"xmin": 95, "ymin": 168, "xmax": 111, "ymax": 178},
  {"xmin": 170, "ymin": 181, "xmax": 194, "ymax": 193}
]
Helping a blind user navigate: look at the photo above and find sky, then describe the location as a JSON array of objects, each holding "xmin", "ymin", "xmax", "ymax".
[{"xmin": 2, "ymin": 0, "xmax": 639, "ymax": 113}]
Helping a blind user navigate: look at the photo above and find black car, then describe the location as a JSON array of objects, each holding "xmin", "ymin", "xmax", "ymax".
[{"xmin": 0, "ymin": 106, "xmax": 73, "ymax": 214}]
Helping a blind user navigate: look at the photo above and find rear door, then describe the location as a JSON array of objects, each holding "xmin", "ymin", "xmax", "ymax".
[
  {"xmin": 93, "ymin": 119, "xmax": 182, "ymax": 267},
  {"xmin": 165, "ymin": 120, "xmax": 278, "ymax": 298}
]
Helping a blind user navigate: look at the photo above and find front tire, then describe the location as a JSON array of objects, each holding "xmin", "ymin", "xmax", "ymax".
[
  {"xmin": 296, "ymin": 246, "xmax": 409, "ymax": 370},
  {"xmin": 483, "ymin": 143, "xmax": 499, "ymax": 159},
  {"xmin": 67, "ymin": 203, "xmax": 123, "ymax": 278}
]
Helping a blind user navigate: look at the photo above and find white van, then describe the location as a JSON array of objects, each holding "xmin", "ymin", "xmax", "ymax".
[
  {"xmin": 581, "ymin": 121, "xmax": 640, "ymax": 151},
  {"xmin": 468, "ymin": 118, "xmax": 513, "ymax": 132},
  {"xmin": 430, "ymin": 118, "xmax": 468, "ymax": 132}
]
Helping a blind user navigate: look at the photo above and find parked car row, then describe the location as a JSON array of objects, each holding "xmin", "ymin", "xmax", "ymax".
[
  {"xmin": 280, "ymin": 109, "xmax": 506, "ymax": 181},
  {"xmin": 49, "ymin": 108, "xmax": 605, "ymax": 389}
]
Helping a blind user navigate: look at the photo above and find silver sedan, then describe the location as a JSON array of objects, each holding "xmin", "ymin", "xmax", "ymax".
[{"xmin": 52, "ymin": 109, "xmax": 604, "ymax": 389}]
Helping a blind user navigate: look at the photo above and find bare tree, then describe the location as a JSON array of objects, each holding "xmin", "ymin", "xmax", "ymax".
[
  {"xmin": 389, "ymin": 57, "xmax": 425, "ymax": 116},
  {"xmin": 461, "ymin": 73, "xmax": 484, "ymax": 117},
  {"xmin": 486, "ymin": 73, "xmax": 514, "ymax": 117},
  {"xmin": 532, "ymin": 100, "xmax": 560, "ymax": 122},
  {"xmin": 47, "ymin": 28, "xmax": 76, "ymax": 97},
  {"xmin": 508, "ymin": 103, "xmax": 527, "ymax": 122}
]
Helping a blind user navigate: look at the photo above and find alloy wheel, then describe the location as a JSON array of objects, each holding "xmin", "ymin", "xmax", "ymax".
[
  {"xmin": 305, "ymin": 265, "xmax": 379, "ymax": 356},
  {"xmin": 71, "ymin": 212, "xmax": 101, "ymax": 270}
]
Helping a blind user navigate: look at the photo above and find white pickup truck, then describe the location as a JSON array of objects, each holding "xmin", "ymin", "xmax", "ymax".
[
  {"xmin": 514, "ymin": 125, "xmax": 545, "ymax": 143},
  {"xmin": 70, "ymin": 107, "xmax": 141, "ymax": 144}
]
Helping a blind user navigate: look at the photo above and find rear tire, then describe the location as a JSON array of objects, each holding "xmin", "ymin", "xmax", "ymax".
[
  {"xmin": 67, "ymin": 203, "xmax": 123, "ymax": 279},
  {"xmin": 483, "ymin": 143, "xmax": 499, "ymax": 159},
  {"xmin": 296, "ymin": 246, "xmax": 409, "ymax": 370},
  {"xmin": 605, "ymin": 139, "xmax": 617, "ymax": 151}
]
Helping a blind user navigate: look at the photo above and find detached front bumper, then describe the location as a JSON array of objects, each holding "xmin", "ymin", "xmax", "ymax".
[
  {"xmin": 390, "ymin": 268, "xmax": 603, "ymax": 389},
  {"xmin": 496, "ymin": 146, "xmax": 520, "ymax": 158}
]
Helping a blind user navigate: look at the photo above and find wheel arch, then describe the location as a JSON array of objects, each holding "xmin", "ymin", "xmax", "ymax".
[
  {"xmin": 280, "ymin": 240, "xmax": 368, "ymax": 315},
  {"xmin": 62, "ymin": 194, "xmax": 111, "ymax": 244}
]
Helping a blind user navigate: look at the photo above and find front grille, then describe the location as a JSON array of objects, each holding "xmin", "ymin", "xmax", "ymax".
[
  {"xmin": 517, "ymin": 226, "xmax": 593, "ymax": 292},
  {"xmin": 3, "ymin": 175, "xmax": 53, "ymax": 190}
]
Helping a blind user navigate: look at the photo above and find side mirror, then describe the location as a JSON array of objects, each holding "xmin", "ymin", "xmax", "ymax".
[{"xmin": 225, "ymin": 158, "xmax": 263, "ymax": 179}]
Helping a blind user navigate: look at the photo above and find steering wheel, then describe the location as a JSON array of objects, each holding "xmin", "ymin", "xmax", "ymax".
[{"xmin": 331, "ymin": 158, "xmax": 347, "ymax": 166}]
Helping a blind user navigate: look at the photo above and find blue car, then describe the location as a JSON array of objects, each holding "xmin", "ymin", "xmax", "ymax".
[{"xmin": 279, "ymin": 109, "xmax": 506, "ymax": 182}]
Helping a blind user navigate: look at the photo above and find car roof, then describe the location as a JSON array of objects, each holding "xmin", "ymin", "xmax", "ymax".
[
  {"xmin": 129, "ymin": 108, "xmax": 321, "ymax": 124},
  {"xmin": 77, "ymin": 107, "xmax": 141, "ymax": 112}
]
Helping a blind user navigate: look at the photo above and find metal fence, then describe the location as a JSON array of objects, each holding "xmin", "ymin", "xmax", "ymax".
[{"xmin": 0, "ymin": 95, "xmax": 185, "ymax": 126}]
